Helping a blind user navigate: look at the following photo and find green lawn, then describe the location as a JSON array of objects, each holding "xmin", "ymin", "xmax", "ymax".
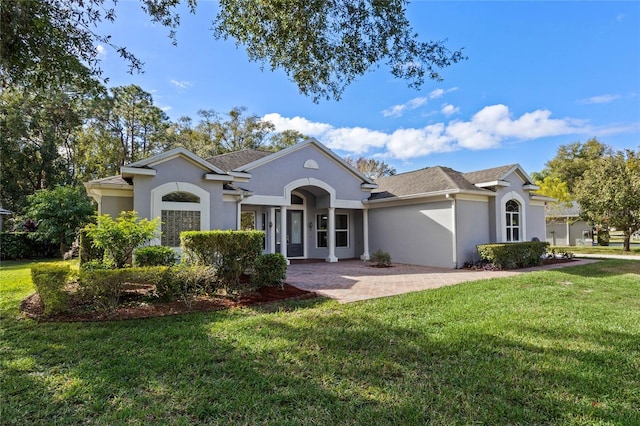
[
  {"xmin": 552, "ymin": 245, "xmax": 640, "ymax": 256},
  {"xmin": 1, "ymin": 260, "xmax": 639, "ymax": 425}
]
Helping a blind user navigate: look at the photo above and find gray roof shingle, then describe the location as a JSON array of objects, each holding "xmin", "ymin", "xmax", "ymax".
[
  {"xmin": 206, "ymin": 150, "xmax": 273, "ymax": 172},
  {"xmin": 462, "ymin": 164, "xmax": 518, "ymax": 184},
  {"xmin": 371, "ymin": 166, "xmax": 483, "ymax": 200}
]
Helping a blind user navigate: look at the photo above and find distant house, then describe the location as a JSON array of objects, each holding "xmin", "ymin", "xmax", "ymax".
[
  {"xmin": 545, "ymin": 201, "xmax": 593, "ymax": 246},
  {"xmin": 84, "ymin": 139, "xmax": 551, "ymax": 268}
]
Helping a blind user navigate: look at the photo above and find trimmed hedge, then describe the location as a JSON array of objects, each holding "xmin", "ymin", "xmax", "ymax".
[
  {"xmin": 252, "ymin": 253, "xmax": 288, "ymax": 288},
  {"xmin": 1, "ymin": 232, "xmax": 59, "ymax": 260},
  {"xmin": 134, "ymin": 246, "xmax": 177, "ymax": 267},
  {"xmin": 477, "ymin": 241, "xmax": 549, "ymax": 270},
  {"xmin": 181, "ymin": 230, "xmax": 264, "ymax": 287},
  {"xmin": 79, "ymin": 266, "xmax": 167, "ymax": 312},
  {"xmin": 156, "ymin": 265, "xmax": 217, "ymax": 308},
  {"xmin": 30, "ymin": 263, "xmax": 71, "ymax": 315}
]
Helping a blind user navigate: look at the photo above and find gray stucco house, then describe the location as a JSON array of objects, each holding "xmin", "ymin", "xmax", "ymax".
[
  {"xmin": 84, "ymin": 139, "xmax": 551, "ymax": 268},
  {"xmin": 545, "ymin": 201, "xmax": 593, "ymax": 246}
]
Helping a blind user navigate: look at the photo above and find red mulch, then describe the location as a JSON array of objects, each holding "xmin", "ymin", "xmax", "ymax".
[{"xmin": 20, "ymin": 284, "xmax": 317, "ymax": 323}]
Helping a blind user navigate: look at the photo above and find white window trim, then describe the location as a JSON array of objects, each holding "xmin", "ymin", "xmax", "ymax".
[
  {"xmin": 316, "ymin": 212, "xmax": 349, "ymax": 248},
  {"xmin": 499, "ymin": 191, "xmax": 526, "ymax": 242},
  {"xmin": 150, "ymin": 182, "xmax": 210, "ymax": 247}
]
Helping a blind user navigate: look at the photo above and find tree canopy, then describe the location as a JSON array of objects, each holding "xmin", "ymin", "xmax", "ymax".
[
  {"xmin": 573, "ymin": 149, "xmax": 640, "ymax": 252},
  {"xmin": 1, "ymin": 0, "xmax": 464, "ymax": 100},
  {"xmin": 344, "ymin": 156, "xmax": 396, "ymax": 179}
]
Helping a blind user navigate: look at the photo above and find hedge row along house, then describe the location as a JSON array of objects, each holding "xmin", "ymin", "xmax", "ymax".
[{"xmin": 84, "ymin": 139, "xmax": 552, "ymax": 268}]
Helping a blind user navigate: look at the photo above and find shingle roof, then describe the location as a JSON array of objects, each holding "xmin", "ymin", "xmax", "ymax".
[
  {"xmin": 370, "ymin": 166, "xmax": 482, "ymax": 200},
  {"xmin": 206, "ymin": 150, "xmax": 273, "ymax": 172},
  {"xmin": 462, "ymin": 164, "xmax": 518, "ymax": 184},
  {"xmin": 86, "ymin": 175, "xmax": 132, "ymax": 186}
]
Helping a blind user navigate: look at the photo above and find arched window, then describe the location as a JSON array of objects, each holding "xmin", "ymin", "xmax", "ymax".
[
  {"xmin": 151, "ymin": 183, "xmax": 209, "ymax": 247},
  {"xmin": 505, "ymin": 200, "xmax": 520, "ymax": 242}
]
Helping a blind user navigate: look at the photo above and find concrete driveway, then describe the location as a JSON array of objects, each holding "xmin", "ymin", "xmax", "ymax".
[{"xmin": 286, "ymin": 259, "xmax": 597, "ymax": 303}]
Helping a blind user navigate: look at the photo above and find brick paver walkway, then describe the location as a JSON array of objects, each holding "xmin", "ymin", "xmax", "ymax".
[{"xmin": 286, "ymin": 259, "xmax": 597, "ymax": 303}]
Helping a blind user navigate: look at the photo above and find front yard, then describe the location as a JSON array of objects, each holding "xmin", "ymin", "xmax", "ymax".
[{"xmin": 1, "ymin": 259, "xmax": 639, "ymax": 424}]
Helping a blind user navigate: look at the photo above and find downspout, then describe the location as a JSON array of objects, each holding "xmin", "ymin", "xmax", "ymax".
[{"xmin": 447, "ymin": 194, "xmax": 458, "ymax": 268}]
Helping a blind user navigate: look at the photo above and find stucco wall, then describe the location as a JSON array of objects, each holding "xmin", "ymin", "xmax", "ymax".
[
  {"xmin": 528, "ymin": 204, "xmax": 547, "ymax": 242},
  {"xmin": 100, "ymin": 196, "xmax": 133, "ymax": 218},
  {"xmin": 131, "ymin": 156, "xmax": 226, "ymax": 229},
  {"xmin": 368, "ymin": 201, "xmax": 455, "ymax": 268},
  {"xmin": 455, "ymin": 199, "xmax": 490, "ymax": 267},
  {"xmin": 546, "ymin": 219, "xmax": 592, "ymax": 246}
]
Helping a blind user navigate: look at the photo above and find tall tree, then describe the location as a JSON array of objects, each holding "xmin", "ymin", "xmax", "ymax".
[
  {"xmin": 0, "ymin": 86, "xmax": 85, "ymax": 210},
  {"xmin": 1, "ymin": 1, "xmax": 464, "ymax": 101},
  {"xmin": 211, "ymin": 107, "xmax": 275, "ymax": 153},
  {"xmin": 574, "ymin": 149, "xmax": 640, "ymax": 252},
  {"xmin": 77, "ymin": 84, "xmax": 171, "ymax": 176},
  {"xmin": 544, "ymin": 138, "xmax": 612, "ymax": 194},
  {"xmin": 266, "ymin": 130, "xmax": 309, "ymax": 152},
  {"xmin": 344, "ymin": 156, "xmax": 396, "ymax": 180}
]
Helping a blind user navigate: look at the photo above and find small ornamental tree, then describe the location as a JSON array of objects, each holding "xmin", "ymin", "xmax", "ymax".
[
  {"xmin": 85, "ymin": 211, "xmax": 159, "ymax": 268},
  {"xmin": 25, "ymin": 186, "xmax": 95, "ymax": 257}
]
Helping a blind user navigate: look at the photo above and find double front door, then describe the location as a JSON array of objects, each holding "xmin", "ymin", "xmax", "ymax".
[{"xmin": 275, "ymin": 210, "xmax": 304, "ymax": 257}]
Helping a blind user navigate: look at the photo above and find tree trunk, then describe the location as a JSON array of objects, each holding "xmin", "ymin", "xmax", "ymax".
[{"xmin": 623, "ymin": 232, "xmax": 631, "ymax": 252}]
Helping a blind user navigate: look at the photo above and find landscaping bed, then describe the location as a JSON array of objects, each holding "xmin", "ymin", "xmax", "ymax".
[{"xmin": 20, "ymin": 282, "xmax": 317, "ymax": 322}]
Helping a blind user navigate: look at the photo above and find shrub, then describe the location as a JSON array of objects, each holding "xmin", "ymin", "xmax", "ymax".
[
  {"xmin": 79, "ymin": 267, "xmax": 167, "ymax": 312},
  {"xmin": 476, "ymin": 241, "xmax": 549, "ymax": 270},
  {"xmin": 371, "ymin": 249, "xmax": 392, "ymax": 267},
  {"xmin": 157, "ymin": 265, "xmax": 217, "ymax": 308},
  {"xmin": 84, "ymin": 211, "xmax": 159, "ymax": 268},
  {"xmin": 597, "ymin": 229, "xmax": 610, "ymax": 246},
  {"xmin": 78, "ymin": 228, "xmax": 104, "ymax": 265},
  {"xmin": 30, "ymin": 263, "xmax": 70, "ymax": 315},
  {"xmin": 252, "ymin": 253, "xmax": 287, "ymax": 288},
  {"xmin": 181, "ymin": 230, "xmax": 264, "ymax": 288},
  {"xmin": 0, "ymin": 232, "xmax": 59, "ymax": 260},
  {"xmin": 134, "ymin": 246, "xmax": 177, "ymax": 267}
]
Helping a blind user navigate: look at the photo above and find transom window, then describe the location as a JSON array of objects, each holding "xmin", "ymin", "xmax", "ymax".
[
  {"xmin": 161, "ymin": 191, "xmax": 200, "ymax": 203},
  {"xmin": 316, "ymin": 213, "xmax": 349, "ymax": 248},
  {"xmin": 505, "ymin": 200, "xmax": 520, "ymax": 242}
]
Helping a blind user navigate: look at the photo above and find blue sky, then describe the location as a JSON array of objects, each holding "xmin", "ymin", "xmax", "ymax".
[{"xmin": 97, "ymin": 1, "xmax": 640, "ymax": 175}]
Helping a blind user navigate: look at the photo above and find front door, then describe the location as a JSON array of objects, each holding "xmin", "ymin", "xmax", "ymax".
[
  {"xmin": 275, "ymin": 210, "xmax": 304, "ymax": 257},
  {"xmin": 287, "ymin": 210, "xmax": 304, "ymax": 257}
]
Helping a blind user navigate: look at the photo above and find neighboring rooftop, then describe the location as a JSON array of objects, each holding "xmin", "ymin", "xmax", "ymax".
[{"xmin": 206, "ymin": 149, "xmax": 273, "ymax": 172}]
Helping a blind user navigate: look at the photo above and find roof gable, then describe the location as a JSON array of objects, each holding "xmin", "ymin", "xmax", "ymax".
[
  {"xmin": 124, "ymin": 147, "xmax": 227, "ymax": 176},
  {"xmin": 233, "ymin": 138, "xmax": 376, "ymax": 185},
  {"xmin": 463, "ymin": 163, "xmax": 535, "ymax": 186}
]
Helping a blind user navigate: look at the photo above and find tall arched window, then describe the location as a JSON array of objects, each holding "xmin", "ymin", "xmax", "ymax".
[{"xmin": 505, "ymin": 200, "xmax": 520, "ymax": 242}]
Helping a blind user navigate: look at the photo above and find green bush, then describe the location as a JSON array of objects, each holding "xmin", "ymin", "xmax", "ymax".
[
  {"xmin": 181, "ymin": 230, "xmax": 264, "ymax": 288},
  {"xmin": 371, "ymin": 249, "xmax": 392, "ymax": 266},
  {"xmin": 79, "ymin": 266, "xmax": 167, "ymax": 312},
  {"xmin": 597, "ymin": 229, "xmax": 610, "ymax": 246},
  {"xmin": 156, "ymin": 265, "xmax": 217, "ymax": 308},
  {"xmin": 476, "ymin": 241, "xmax": 549, "ymax": 270},
  {"xmin": 134, "ymin": 246, "xmax": 177, "ymax": 267},
  {"xmin": 78, "ymin": 228, "xmax": 104, "ymax": 265},
  {"xmin": 0, "ymin": 232, "xmax": 58, "ymax": 260},
  {"xmin": 84, "ymin": 211, "xmax": 159, "ymax": 268},
  {"xmin": 252, "ymin": 253, "xmax": 287, "ymax": 288},
  {"xmin": 30, "ymin": 263, "xmax": 70, "ymax": 315}
]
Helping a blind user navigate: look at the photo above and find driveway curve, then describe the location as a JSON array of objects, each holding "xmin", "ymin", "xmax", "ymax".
[{"xmin": 286, "ymin": 259, "xmax": 598, "ymax": 303}]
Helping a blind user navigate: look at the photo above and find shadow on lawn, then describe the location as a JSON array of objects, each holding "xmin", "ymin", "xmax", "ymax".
[{"xmin": 4, "ymin": 297, "xmax": 638, "ymax": 425}]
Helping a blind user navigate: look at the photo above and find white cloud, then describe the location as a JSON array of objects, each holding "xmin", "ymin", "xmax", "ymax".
[
  {"xmin": 170, "ymin": 79, "xmax": 192, "ymax": 89},
  {"xmin": 382, "ymin": 97, "xmax": 427, "ymax": 117},
  {"xmin": 429, "ymin": 87, "xmax": 458, "ymax": 99},
  {"xmin": 579, "ymin": 94, "xmax": 620, "ymax": 104},
  {"xmin": 264, "ymin": 104, "xmax": 589, "ymax": 161},
  {"xmin": 161, "ymin": 106, "xmax": 172, "ymax": 112},
  {"xmin": 441, "ymin": 103, "xmax": 460, "ymax": 117},
  {"xmin": 95, "ymin": 44, "xmax": 107, "ymax": 60}
]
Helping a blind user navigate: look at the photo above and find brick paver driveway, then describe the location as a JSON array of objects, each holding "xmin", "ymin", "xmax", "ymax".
[{"xmin": 286, "ymin": 259, "xmax": 596, "ymax": 303}]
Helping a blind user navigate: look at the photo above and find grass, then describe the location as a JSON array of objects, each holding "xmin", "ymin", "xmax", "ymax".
[
  {"xmin": 1, "ymin": 259, "xmax": 639, "ymax": 424},
  {"xmin": 552, "ymin": 245, "xmax": 640, "ymax": 256}
]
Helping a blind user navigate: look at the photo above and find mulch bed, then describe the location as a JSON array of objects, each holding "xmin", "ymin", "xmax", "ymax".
[{"xmin": 20, "ymin": 284, "xmax": 317, "ymax": 322}]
